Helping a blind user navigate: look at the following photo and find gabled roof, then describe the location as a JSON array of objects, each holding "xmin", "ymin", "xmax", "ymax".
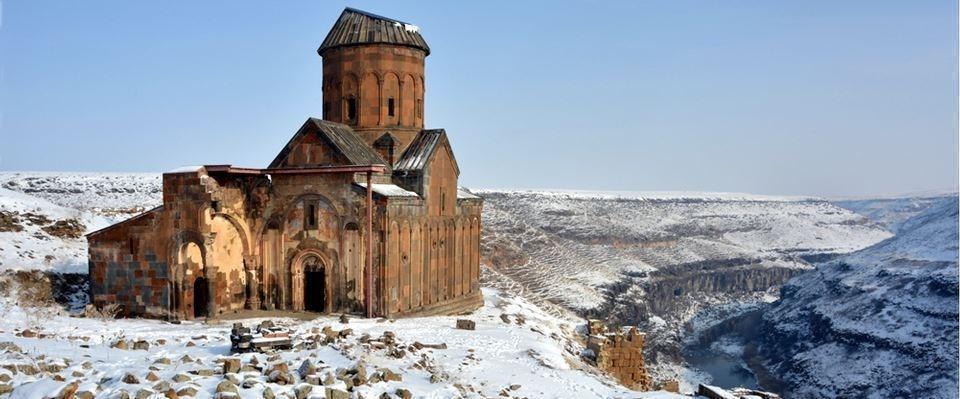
[
  {"xmin": 394, "ymin": 129, "xmax": 459, "ymax": 175},
  {"xmin": 373, "ymin": 132, "xmax": 398, "ymax": 148},
  {"xmin": 268, "ymin": 118, "xmax": 386, "ymax": 169},
  {"xmin": 318, "ymin": 7, "xmax": 430, "ymax": 56},
  {"xmin": 86, "ymin": 205, "xmax": 163, "ymax": 238}
]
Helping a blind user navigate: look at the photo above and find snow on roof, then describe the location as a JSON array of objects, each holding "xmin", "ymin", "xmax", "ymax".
[
  {"xmin": 165, "ymin": 166, "xmax": 203, "ymax": 174},
  {"xmin": 355, "ymin": 183, "xmax": 419, "ymax": 198}
]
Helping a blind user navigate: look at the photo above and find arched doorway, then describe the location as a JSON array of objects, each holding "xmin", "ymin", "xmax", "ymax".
[
  {"xmin": 302, "ymin": 255, "xmax": 326, "ymax": 312},
  {"xmin": 173, "ymin": 238, "xmax": 205, "ymax": 319},
  {"xmin": 193, "ymin": 277, "xmax": 209, "ymax": 318}
]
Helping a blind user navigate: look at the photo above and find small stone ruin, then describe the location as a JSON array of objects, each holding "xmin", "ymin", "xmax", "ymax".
[{"xmin": 584, "ymin": 319, "xmax": 653, "ymax": 391}]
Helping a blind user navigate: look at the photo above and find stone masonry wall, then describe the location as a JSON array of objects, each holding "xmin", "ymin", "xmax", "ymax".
[{"xmin": 587, "ymin": 322, "xmax": 653, "ymax": 391}]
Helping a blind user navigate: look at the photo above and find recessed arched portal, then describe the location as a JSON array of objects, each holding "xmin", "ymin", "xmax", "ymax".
[
  {"xmin": 173, "ymin": 238, "xmax": 205, "ymax": 319},
  {"xmin": 302, "ymin": 255, "xmax": 326, "ymax": 312},
  {"xmin": 292, "ymin": 251, "xmax": 328, "ymax": 312}
]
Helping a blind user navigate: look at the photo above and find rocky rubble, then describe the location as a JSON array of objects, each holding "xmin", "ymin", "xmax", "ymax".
[{"xmin": 0, "ymin": 288, "xmax": 658, "ymax": 398}]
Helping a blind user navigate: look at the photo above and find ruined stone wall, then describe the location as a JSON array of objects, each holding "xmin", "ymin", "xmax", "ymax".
[
  {"xmin": 89, "ymin": 172, "xmax": 211, "ymax": 318},
  {"xmin": 88, "ymin": 207, "xmax": 169, "ymax": 317},
  {"xmin": 588, "ymin": 326, "xmax": 653, "ymax": 391},
  {"xmin": 89, "ymin": 170, "xmax": 263, "ymax": 319}
]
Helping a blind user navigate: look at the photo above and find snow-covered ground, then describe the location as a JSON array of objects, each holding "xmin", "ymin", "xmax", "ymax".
[
  {"xmin": 478, "ymin": 189, "xmax": 893, "ymax": 388},
  {"xmin": 0, "ymin": 288, "xmax": 683, "ymax": 399}
]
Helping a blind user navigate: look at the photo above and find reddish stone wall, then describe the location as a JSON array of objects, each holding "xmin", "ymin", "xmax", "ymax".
[
  {"xmin": 376, "ymin": 195, "xmax": 482, "ymax": 318},
  {"xmin": 88, "ymin": 171, "xmax": 256, "ymax": 319},
  {"xmin": 588, "ymin": 327, "xmax": 653, "ymax": 391},
  {"xmin": 321, "ymin": 44, "xmax": 426, "ymax": 153},
  {"xmin": 278, "ymin": 132, "xmax": 353, "ymax": 167}
]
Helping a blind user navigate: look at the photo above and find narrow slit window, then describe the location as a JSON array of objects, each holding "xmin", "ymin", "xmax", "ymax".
[
  {"xmin": 387, "ymin": 98, "xmax": 395, "ymax": 117},
  {"xmin": 416, "ymin": 99, "xmax": 423, "ymax": 118},
  {"xmin": 346, "ymin": 97, "xmax": 357, "ymax": 121},
  {"xmin": 305, "ymin": 202, "xmax": 318, "ymax": 229},
  {"xmin": 323, "ymin": 101, "xmax": 330, "ymax": 118}
]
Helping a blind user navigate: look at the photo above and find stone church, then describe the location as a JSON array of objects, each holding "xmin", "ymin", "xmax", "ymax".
[{"xmin": 87, "ymin": 8, "xmax": 483, "ymax": 320}]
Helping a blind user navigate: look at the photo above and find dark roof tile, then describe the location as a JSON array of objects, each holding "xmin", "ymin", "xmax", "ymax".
[
  {"xmin": 318, "ymin": 7, "xmax": 430, "ymax": 56},
  {"xmin": 268, "ymin": 118, "xmax": 386, "ymax": 168},
  {"xmin": 394, "ymin": 129, "xmax": 444, "ymax": 172}
]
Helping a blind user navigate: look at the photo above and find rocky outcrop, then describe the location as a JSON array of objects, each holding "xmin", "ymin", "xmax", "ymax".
[
  {"xmin": 586, "ymin": 259, "xmax": 808, "ymax": 365},
  {"xmin": 0, "ymin": 270, "xmax": 88, "ymax": 310}
]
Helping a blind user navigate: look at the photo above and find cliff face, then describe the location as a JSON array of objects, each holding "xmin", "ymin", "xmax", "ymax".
[
  {"xmin": 759, "ymin": 196, "xmax": 959, "ymax": 399},
  {"xmin": 478, "ymin": 190, "xmax": 892, "ymax": 380}
]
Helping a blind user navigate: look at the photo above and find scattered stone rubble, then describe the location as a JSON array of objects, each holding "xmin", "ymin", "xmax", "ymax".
[
  {"xmin": 584, "ymin": 319, "xmax": 653, "ymax": 391},
  {"xmin": 0, "ymin": 318, "xmax": 446, "ymax": 398},
  {"xmin": 455, "ymin": 319, "xmax": 476, "ymax": 330},
  {"xmin": 0, "ymin": 312, "xmax": 619, "ymax": 398},
  {"xmin": 230, "ymin": 321, "xmax": 293, "ymax": 353}
]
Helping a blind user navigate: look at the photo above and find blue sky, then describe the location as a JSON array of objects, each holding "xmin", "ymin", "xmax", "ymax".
[{"xmin": 1, "ymin": 1, "xmax": 957, "ymax": 196}]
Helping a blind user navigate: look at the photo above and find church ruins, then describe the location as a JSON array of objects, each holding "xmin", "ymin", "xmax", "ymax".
[{"xmin": 86, "ymin": 8, "xmax": 483, "ymax": 320}]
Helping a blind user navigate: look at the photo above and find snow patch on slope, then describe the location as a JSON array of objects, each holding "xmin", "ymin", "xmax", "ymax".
[{"xmin": 0, "ymin": 188, "xmax": 112, "ymax": 273}]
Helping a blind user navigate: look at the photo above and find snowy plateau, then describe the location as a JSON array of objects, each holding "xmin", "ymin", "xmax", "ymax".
[{"xmin": 0, "ymin": 172, "xmax": 956, "ymax": 399}]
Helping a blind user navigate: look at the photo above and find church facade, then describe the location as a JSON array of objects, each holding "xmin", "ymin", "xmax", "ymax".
[{"xmin": 86, "ymin": 8, "xmax": 484, "ymax": 320}]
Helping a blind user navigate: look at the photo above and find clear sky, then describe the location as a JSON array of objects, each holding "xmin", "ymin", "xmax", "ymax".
[{"xmin": 1, "ymin": 1, "xmax": 957, "ymax": 197}]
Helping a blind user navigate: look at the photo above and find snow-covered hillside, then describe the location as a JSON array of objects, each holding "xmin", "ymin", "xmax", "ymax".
[
  {"xmin": 0, "ymin": 173, "xmax": 160, "ymax": 273},
  {"xmin": 479, "ymin": 189, "xmax": 893, "ymax": 385},
  {"xmin": 480, "ymin": 190, "xmax": 890, "ymax": 312},
  {"xmin": 833, "ymin": 193, "xmax": 954, "ymax": 233},
  {"xmin": 0, "ymin": 288, "xmax": 684, "ymax": 399},
  {"xmin": 0, "ymin": 172, "xmax": 161, "ymax": 216},
  {"xmin": 759, "ymin": 196, "xmax": 959, "ymax": 398},
  {"xmin": 0, "ymin": 187, "xmax": 111, "ymax": 273}
]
